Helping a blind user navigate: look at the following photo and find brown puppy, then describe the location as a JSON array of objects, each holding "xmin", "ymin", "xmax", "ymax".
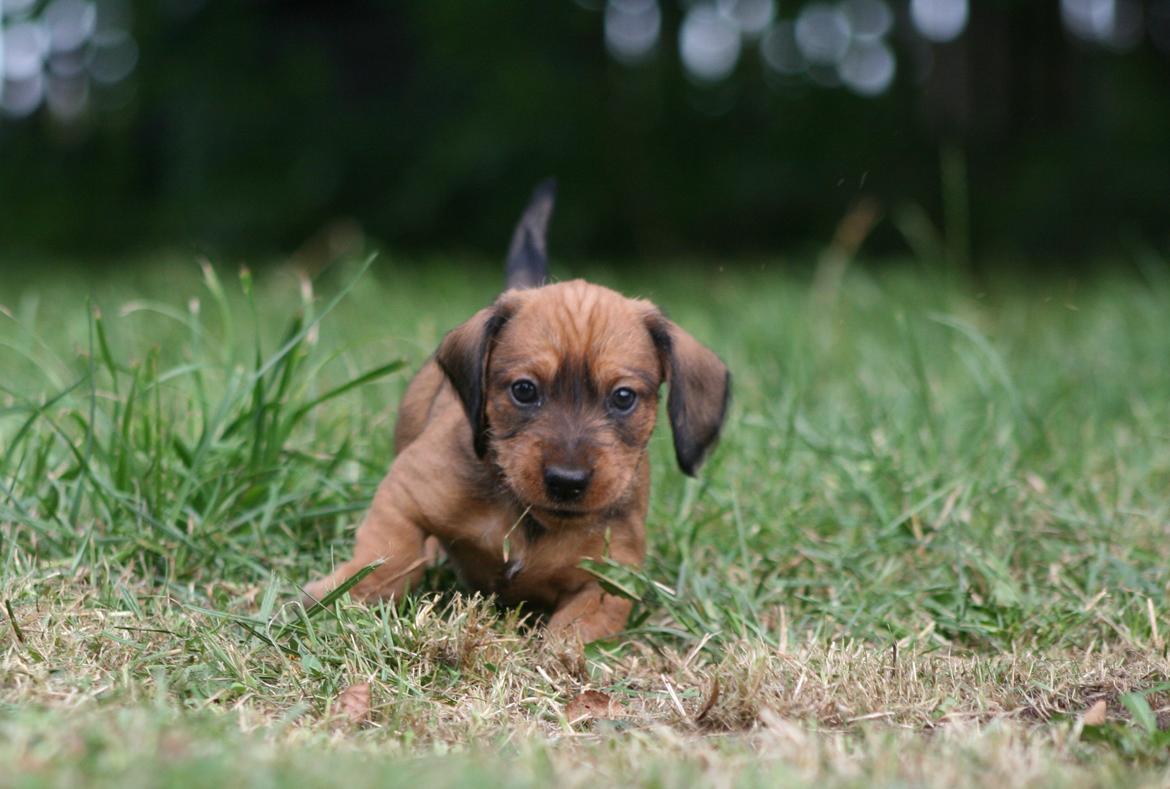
[{"xmin": 304, "ymin": 182, "xmax": 729, "ymax": 642}]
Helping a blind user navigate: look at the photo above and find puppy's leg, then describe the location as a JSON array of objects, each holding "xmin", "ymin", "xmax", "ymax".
[
  {"xmin": 547, "ymin": 583, "xmax": 634, "ymax": 643},
  {"xmin": 547, "ymin": 509, "xmax": 646, "ymax": 643},
  {"xmin": 303, "ymin": 473, "xmax": 436, "ymax": 604}
]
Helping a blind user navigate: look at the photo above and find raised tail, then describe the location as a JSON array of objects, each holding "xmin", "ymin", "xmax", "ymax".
[{"xmin": 504, "ymin": 178, "xmax": 556, "ymax": 290}]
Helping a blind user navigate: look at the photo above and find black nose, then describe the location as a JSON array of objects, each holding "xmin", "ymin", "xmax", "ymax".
[{"xmin": 543, "ymin": 465, "xmax": 592, "ymax": 503}]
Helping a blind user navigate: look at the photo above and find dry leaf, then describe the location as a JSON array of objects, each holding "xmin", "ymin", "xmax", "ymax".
[
  {"xmin": 337, "ymin": 682, "xmax": 371, "ymax": 726},
  {"xmin": 1082, "ymin": 699, "xmax": 1107, "ymax": 726},
  {"xmin": 565, "ymin": 690, "xmax": 621, "ymax": 724}
]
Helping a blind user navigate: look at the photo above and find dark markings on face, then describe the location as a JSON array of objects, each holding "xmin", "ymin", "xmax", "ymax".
[
  {"xmin": 522, "ymin": 512, "xmax": 546, "ymax": 542},
  {"xmin": 489, "ymin": 348, "xmax": 659, "ymax": 463},
  {"xmin": 494, "ymin": 421, "xmax": 529, "ymax": 441},
  {"xmin": 488, "ymin": 376, "xmax": 540, "ymax": 443},
  {"xmin": 550, "ymin": 355, "xmax": 600, "ymax": 408},
  {"xmin": 612, "ymin": 413, "xmax": 644, "ymax": 448}
]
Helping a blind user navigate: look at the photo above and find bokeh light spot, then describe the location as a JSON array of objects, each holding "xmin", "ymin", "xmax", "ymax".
[
  {"xmin": 910, "ymin": 0, "xmax": 969, "ymax": 43},
  {"xmin": 1062, "ymin": 0, "xmax": 1115, "ymax": 40},
  {"xmin": 1, "ymin": 0, "xmax": 137, "ymax": 120},
  {"xmin": 838, "ymin": 39, "xmax": 896, "ymax": 95},
  {"xmin": 843, "ymin": 0, "xmax": 894, "ymax": 41},
  {"xmin": 2, "ymin": 0, "xmax": 38, "ymax": 15},
  {"xmin": 44, "ymin": 0, "xmax": 96, "ymax": 53},
  {"xmin": 88, "ymin": 29, "xmax": 137, "ymax": 84},
  {"xmin": 716, "ymin": 0, "xmax": 775, "ymax": 38},
  {"xmin": 604, "ymin": 0, "xmax": 661, "ymax": 64},
  {"xmin": 795, "ymin": 3, "xmax": 851, "ymax": 66},
  {"xmin": 680, "ymin": 4, "xmax": 742, "ymax": 82},
  {"xmin": 1, "ymin": 71, "xmax": 43, "ymax": 117},
  {"xmin": 1061, "ymin": 0, "xmax": 1143, "ymax": 50},
  {"xmin": 3, "ymin": 22, "xmax": 48, "ymax": 81}
]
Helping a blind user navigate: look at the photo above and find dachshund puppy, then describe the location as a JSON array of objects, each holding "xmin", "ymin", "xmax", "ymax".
[{"xmin": 304, "ymin": 182, "xmax": 729, "ymax": 642}]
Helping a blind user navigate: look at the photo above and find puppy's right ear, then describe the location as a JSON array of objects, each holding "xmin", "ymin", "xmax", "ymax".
[{"xmin": 435, "ymin": 301, "xmax": 514, "ymax": 458}]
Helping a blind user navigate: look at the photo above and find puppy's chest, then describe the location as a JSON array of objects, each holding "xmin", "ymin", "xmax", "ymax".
[{"xmin": 443, "ymin": 512, "xmax": 590, "ymax": 608}]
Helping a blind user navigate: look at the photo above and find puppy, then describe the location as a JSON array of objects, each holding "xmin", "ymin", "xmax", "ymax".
[{"xmin": 304, "ymin": 182, "xmax": 729, "ymax": 642}]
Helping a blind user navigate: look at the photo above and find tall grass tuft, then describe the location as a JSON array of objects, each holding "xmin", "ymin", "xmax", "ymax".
[{"xmin": 1, "ymin": 257, "xmax": 404, "ymax": 592}]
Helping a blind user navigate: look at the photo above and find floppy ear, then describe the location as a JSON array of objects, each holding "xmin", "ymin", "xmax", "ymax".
[
  {"xmin": 435, "ymin": 302, "xmax": 514, "ymax": 458},
  {"xmin": 647, "ymin": 315, "xmax": 731, "ymax": 476}
]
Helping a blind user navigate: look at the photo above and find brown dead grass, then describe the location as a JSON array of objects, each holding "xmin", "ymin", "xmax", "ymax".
[{"xmin": 4, "ymin": 572, "xmax": 1167, "ymax": 746}]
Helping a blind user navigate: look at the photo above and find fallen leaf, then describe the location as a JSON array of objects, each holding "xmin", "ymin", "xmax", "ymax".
[
  {"xmin": 1082, "ymin": 699, "xmax": 1107, "ymax": 726},
  {"xmin": 336, "ymin": 682, "xmax": 371, "ymax": 726},
  {"xmin": 565, "ymin": 690, "xmax": 621, "ymax": 724}
]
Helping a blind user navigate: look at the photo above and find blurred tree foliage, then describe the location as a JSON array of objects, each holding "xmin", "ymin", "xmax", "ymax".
[{"xmin": 0, "ymin": 0, "xmax": 1167, "ymax": 264}]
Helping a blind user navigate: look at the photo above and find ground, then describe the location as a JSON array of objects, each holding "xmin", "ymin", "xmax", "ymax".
[{"xmin": 2, "ymin": 256, "xmax": 1169, "ymax": 787}]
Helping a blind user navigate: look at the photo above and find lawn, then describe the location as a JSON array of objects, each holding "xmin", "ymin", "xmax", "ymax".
[{"xmin": 2, "ymin": 255, "xmax": 1169, "ymax": 787}]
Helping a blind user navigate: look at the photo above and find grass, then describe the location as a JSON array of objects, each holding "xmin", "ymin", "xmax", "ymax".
[{"xmin": 2, "ymin": 253, "xmax": 1169, "ymax": 787}]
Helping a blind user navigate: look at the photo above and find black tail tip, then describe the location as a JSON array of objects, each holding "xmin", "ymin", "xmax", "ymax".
[
  {"xmin": 530, "ymin": 177, "xmax": 557, "ymax": 205},
  {"xmin": 504, "ymin": 178, "xmax": 557, "ymax": 290}
]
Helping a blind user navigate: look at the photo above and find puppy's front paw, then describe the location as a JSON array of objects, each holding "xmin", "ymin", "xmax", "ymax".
[
  {"xmin": 547, "ymin": 584, "xmax": 633, "ymax": 644},
  {"xmin": 301, "ymin": 576, "xmax": 340, "ymax": 609}
]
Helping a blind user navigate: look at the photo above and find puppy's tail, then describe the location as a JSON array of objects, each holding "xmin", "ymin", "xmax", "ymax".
[{"xmin": 504, "ymin": 178, "xmax": 556, "ymax": 290}]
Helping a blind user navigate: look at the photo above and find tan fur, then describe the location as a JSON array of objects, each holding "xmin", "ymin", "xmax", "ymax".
[{"xmin": 304, "ymin": 279, "xmax": 728, "ymax": 643}]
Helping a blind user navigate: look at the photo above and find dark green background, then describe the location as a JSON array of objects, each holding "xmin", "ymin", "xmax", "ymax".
[{"xmin": 1, "ymin": 1, "xmax": 1168, "ymax": 266}]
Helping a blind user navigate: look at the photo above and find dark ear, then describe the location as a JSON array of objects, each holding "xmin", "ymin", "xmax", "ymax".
[
  {"xmin": 647, "ymin": 315, "xmax": 731, "ymax": 476},
  {"xmin": 435, "ymin": 302, "xmax": 514, "ymax": 458}
]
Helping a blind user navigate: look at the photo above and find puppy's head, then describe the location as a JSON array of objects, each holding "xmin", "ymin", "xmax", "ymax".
[{"xmin": 436, "ymin": 280, "xmax": 729, "ymax": 517}]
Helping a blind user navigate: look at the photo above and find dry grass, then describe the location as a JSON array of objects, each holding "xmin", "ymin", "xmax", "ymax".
[{"xmin": 4, "ymin": 571, "xmax": 1169, "ymax": 786}]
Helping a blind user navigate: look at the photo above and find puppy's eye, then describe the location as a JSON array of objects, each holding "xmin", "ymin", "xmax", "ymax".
[
  {"xmin": 609, "ymin": 387, "xmax": 638, "ymax": 413},
  {"xmin": 510, "ymin": 379, "xmax": 540, "ymax": 405}
]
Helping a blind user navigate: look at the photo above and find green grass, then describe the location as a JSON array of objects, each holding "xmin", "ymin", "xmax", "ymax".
[{"xmin": 2, "ymin": 255, "xmax": 1169, "ymax": 787}]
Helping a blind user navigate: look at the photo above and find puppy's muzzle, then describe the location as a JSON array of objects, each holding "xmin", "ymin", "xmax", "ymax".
[{"xmin": 543, "ymin": 464, "xmax": 592, "ymax": 503}]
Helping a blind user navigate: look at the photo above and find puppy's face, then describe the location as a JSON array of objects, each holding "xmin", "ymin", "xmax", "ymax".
[
  {"xmin": 437, "ymin": 279, "xmax": 730, "ymax": 518},
  {"xmin": 485, "ymin": 282, "xmax": 662, "ymax": 515}
]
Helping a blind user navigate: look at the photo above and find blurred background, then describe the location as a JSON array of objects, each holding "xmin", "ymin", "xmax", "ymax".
[{"xmin": 0, "ymin": 0, "xmax": 1168, "ymax": 268}]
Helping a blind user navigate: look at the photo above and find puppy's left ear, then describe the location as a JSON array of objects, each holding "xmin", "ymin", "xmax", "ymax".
[
  {"xmin": 647, "ymin": 315, "xmax": 731, "ymax": 476},
  {"xmin": 435, "ymin": 300, "xmax": 515, "ymax": 458}
]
